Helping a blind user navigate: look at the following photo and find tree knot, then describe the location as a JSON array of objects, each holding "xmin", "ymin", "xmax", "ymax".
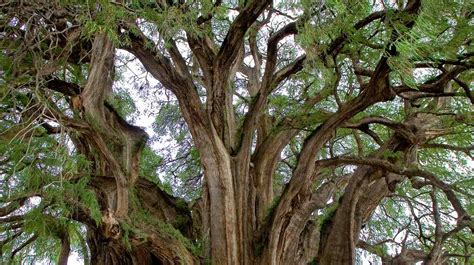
[{"xmin": 101, "ymin": 209, "xmax": 121, "ymax": 240}]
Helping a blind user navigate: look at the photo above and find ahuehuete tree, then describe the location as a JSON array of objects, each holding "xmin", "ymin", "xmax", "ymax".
[{"xmin": 1, "ymin": 0, "xmax": 473, "ymax": 264}]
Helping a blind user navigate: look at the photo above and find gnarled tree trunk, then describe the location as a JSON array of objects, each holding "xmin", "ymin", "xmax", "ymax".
[{"xmin": 3, "ymin": 0, "xmax": 472, "ymax": 264}]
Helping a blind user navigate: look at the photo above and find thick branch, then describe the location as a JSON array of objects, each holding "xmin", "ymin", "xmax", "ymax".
[
  {"xmin": 345, "ymin": 116, "xmax": 415, "ymax": 141},
  {"xmin": 123, "ymin": 31, "xmax": 210, "ymax": 147},
  {"xmin": 316, "ymin": 156, "xmax": 470, "ymax": 223},
  {"xmin": 215, "ymin": 0, "xmax": 271, "ymax": 72}
]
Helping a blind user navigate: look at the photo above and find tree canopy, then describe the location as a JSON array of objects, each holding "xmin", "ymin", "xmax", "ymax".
[{"xmin": 0, "ymin": 0, "xmax": 473, "ymax": 264}]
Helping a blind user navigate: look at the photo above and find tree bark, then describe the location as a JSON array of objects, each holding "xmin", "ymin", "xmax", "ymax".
[
  {"xmin": 6, "ymin": 1, "xmax": 472, "ymax": 264},
  {"xmin": 83, "ymin": 177, "xmax": 197, "ymax": 265}
]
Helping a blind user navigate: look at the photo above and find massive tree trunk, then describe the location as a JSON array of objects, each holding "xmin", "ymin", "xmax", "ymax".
[
  {"xmin": 63, "ymin": 33, "xmax": 198, "ymax": 264},
  {"xmin": 2, "ymin": 0, "xmax": 472, "ymax": 264},
  {"xmin": 64, "ymin": 1, "xmax": 449, "ymax": 264}
]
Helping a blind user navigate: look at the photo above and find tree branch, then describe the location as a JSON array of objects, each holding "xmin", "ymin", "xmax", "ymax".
[
  {"xmin": 316, "ymin": 156, "xmax": 471, "ymax": 224},
  {"xmin": 215, "ymin": 0, "xmax": 271, "ymax": 72}
]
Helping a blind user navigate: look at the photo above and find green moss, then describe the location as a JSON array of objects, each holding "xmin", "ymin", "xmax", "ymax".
[
  {"xmin": 254, "ymin": 242, "xmax": 265, "ymax": 257},
  {"xmin": 318, "ymin": 200, "xmax": 340, "ymax": 237},
  {"xmin": 127, "ymin": 189, "xmax": 201, "ymax": 257},
  {"xmin": 157, "ymin": 220, "xmax": 200, "ymax": 255},
  {"xmin": 175, "ymin": 199, "xmax": 189, "ymax": 211},
  {"xmin": 120, "ymin": 221, "xmax": 133, "ymax": 251},
  {"xmin": 265, "ymin": 195, "xmax": 281, "ymax": 219}
]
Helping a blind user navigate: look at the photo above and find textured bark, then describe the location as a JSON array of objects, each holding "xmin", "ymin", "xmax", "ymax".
[
  {"xmin": 87, "ymin": 227, "xmax": 196, "ymax": 265},
  {"xmin": 77, "ymin": 33, "xmax": 148, "ymax": 218},
  {"xmin": 83, "ymin": 177, "xmax": 197, "ymax": 265},
  {"xmin": 64, "ymin": 32, "xmax": 197, "ymax": 264},
  {"xmin": 4, "ymin": 0, "xmax": 472, "ymax": 264},
  {"xmin": 85, "ymin": 1, "xmax": 434, "ymax": 264},
  {"xmin": 87, "ymin": 229, "xmax": 158, "ymax": 265}
]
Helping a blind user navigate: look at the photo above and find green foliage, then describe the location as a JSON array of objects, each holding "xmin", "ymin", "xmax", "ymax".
[
  {"xmin": 1, "ymin": 0, "xmax": 472, "ymax": 263},
  {"xmin": 139, "ymin": 146, "xmax": 163, "ymax": 182},
  {"xmin": 0, "ymin": 89, "xmax": 101, "ymax": 261},
  {"xmin": 106, "ymin": 88, "xmax": 138, "ymax": 121}
]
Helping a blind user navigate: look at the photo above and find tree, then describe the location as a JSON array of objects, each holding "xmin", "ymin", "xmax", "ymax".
[{"xmin": 1, "ymin": 0, "xmax": 472, "ymax": 264}]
